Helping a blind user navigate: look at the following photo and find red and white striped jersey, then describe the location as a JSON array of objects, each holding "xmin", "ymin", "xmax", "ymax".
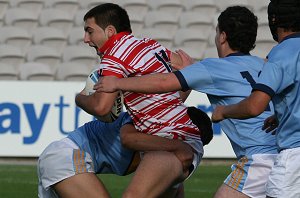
[{"xmin": 98, "ymin": 32, "xmax": 200, "ymax": 140}]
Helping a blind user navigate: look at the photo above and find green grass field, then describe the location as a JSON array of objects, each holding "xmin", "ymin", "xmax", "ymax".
[{"xmin": 0, "ymin": 163, "xmax": 231, "ymax": 198}]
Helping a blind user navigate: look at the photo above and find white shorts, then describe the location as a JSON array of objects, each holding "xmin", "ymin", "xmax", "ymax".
[
  {"xmin": 266, "ymin": 147, "xmax": 300, "ymax": 198},
  {"xmin": 224, "ymin": 154, "xmax": 277, "ymax": 198},
  {"xmin": 38, "ymin": 138, "xmax": 94, "ymax": 198}
]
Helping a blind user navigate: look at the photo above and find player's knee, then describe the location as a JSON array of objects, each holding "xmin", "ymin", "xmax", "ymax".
[{"xmin": 120, "ymin": 130, "xmax": 131, "ymax": 148}]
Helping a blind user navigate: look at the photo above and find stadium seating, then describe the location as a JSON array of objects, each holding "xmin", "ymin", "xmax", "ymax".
[
  {"xmin": 144, "ymin": 11, "xmax": 179, "ymax": 36},
  {"xmin": 68, "ymin": 27, "xmax": 85, "ymax": 45},
  {"xmin": 45, "ymin": 0, "xmax": 79, "ymax": 16},
  {"xmin": 0, "ymin": 0, "xmax": 9, "ymax": 24},
  {"xmin": 0, "ymin": 26, "xmax": 32, "ymax": 52},
  {"xmin": 248, "ymin": 0, "xmax": 269, "ymax": 13},
  {"xmin": 62, "ymin": 45, "xmax": 98, "ymax": 69},
  {"xmin": 183, "ymin": 0, "xmax": 217, "ymax": 18},
  {"xmin": 4, "ymin": 8, "xmax": 39, "ymax": 33},
  {"xmin": 148, "ymin": 0, "xmax": 183, "ymax": 17},
  {"xmin": 74, "ymin": 8, "xmax": 88, "ymax": 27},
  {"xmin": 179, "ymin": 12, "xmax": 213, "ymax": 38},
  {"xmin": 0, "ymin": 62, "xmax": 19, "ymax": 80},
  {"xmin": 19, "ymin": 62, "xmax": 55, "ymax": 81},
  {"xmin": 203, "ymin": 46, "xmax": 218, "ymax": 59},
  {"xmin": 140, "ymin": 28, "xmax": 174, "ymax": 49},
  {"xmin": 0, "ymin": 44, "xmax": 25, "ymax": 66},
  {"xmin": 120, "ymin": 0, "xmax": 149, "ymax": 19},
  {"xmin": 79, "ymin": 0, "xmax": 117, "ymax": 9},
  {"xmin": 10, "ymin": 0, "xmax": 44, "ymax": 13},
  {"xmin": 39, "ymin": 8, "xmax": 74, "ymax": 35},
  {"xmin": 26, "ymin": 45, "xmax": 61, "ymax": 71},
  {"xmin": 174, "ymin": 29, "xmax": 209, "ymax": 60},
  {"xmin": 0, "ymin": 0, "xmax": 277, "ymax": 80},
  {"xmin": 56, "ymin": 61, "xmax": 92, "ymax": 81},
  {"xmin": 216, "ymin": 0, "xmax": 251, "ymax": 12},
  {"xmin": 33, "ymin": 27, "xmax": 67, "ymax": 53}
]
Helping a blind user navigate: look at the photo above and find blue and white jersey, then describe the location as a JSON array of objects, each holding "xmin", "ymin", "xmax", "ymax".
[
  {"xmin": 175, "ymin": 53, "xmax": 277, "ymax": 159},
  {"xmin": 67, "ymin": 112, "xmax": 134, "ymax": 175},
  {"xmin": 253, "ymin": 33, "xmax": 300, "ymax": 151}
]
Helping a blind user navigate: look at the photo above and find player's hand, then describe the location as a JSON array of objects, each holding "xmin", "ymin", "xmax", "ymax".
[
  {"xmin": 211, "ymin": 106, "xmax": 225, "ymax": 123},
  {"xmin": 171, "ymin": 49, "xmax": 195, "ymax": 70},
  {"xmin": 176, "ymin": 49, "xmax": 195, "ymax": 69},
  {"xmin": 262, "ymin": 115, "xmax": 278, "ymax": 135},
  {"xmin": 173, "ymin": 141, "xmax": 194, "ymax": 174},
  {"xmin": 93, "ymin": 76, "xmax": 119, "ymax": 93}
]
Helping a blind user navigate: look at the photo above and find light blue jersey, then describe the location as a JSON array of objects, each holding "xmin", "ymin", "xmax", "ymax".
[
  {"xmin": 175, "ymin": 53, "xmax": 277, "ymax": 159},
  {"xmin": 253, "ymin": 33, "xmax": 300, "ymax": 151},
  {"xmin": 67, "ymin": 112, "xmax": 135, "ymax": 175}
]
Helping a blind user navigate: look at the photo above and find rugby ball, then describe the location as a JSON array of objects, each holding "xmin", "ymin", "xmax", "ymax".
[{"xmin": 83, "ymin": 69, "xmax": 124, "ymax": 123}]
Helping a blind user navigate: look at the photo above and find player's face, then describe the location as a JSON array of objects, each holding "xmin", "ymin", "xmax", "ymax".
[
  {"xmin": 84, "ymin": 17, "xmax": 108, "ymax": 55},
  {"xmin": 214, "ymin": 25, "xmax": 222, "ymax": 57}
]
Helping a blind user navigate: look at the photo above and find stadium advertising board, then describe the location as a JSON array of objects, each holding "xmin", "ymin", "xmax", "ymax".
[{"xmin": 0, "ymin": 81, "xmax": 235, "ymax": 158}]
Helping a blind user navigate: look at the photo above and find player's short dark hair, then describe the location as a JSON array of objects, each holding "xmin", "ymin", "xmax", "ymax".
[
  {"xmin": 268, "ymin": 0, "xmax": 300, "ymax": 41},
  {"xmin": 218, "ymin": 6, "xmax": 257, "ymax": 54},
  {"xmin": 84, "ymin": 3, "xmax": 132, "ymax": 33}
]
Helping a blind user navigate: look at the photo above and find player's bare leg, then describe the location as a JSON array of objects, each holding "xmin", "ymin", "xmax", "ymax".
[
  {"xmin": 53, "ymin": 172, "xmax": 110, "ymax": 198},
  {"xmin": 214, "ymin": 184, "xmax": 250, "ymax": 198},
  {"xmin": 122, "ymin": 151, "xmax": 189, "ymax": 198}
]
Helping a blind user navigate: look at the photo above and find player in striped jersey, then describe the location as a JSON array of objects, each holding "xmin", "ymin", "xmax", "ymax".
[
  {"xmin": 75, "ymin": 3, "xmax": 203, "ymax": 198},
  {"xmin": 94, "ymin": 6, "xmax": 279, "ymax": 198}
]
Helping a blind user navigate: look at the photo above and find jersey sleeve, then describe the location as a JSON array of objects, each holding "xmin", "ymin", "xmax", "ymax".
[
  {"xmin": 175, "ymin": 62, "xmax": 214, "ymax": 91},
  {"xmin": 175, "ymin": 60, "xmax": 236, "ymax": 96},
  {"xmin": 253, "ymin": 57, "xmax": 294, "ymax": 97}
]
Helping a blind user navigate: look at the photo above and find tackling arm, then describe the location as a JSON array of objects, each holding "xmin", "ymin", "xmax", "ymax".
[
  {"xmin": 94, "ymin": 73, "xmax": 182, "ymax": 94},
  {"xmin": 120, "ymin": 124, "xmax": 193, "ymax": 172},
  {"xmin": 212, "ymin": 90, "xmax": 272, "ymax": 122}
]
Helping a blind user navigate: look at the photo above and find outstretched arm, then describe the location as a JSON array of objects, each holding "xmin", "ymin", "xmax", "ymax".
[
  {"xmin": 212, "ymin": 90, "xmax": 272, "ymax": 122},
  {"xmin": 93, "ymin": 50, "xmax": 195, "ymax": 94},
  {"xmin": 120, "ymin": 124, "xmax": 193, "ymax": 172},
  {"xmin": 94, "ymin": 72, "xmax": 181, "ymax": 94}
]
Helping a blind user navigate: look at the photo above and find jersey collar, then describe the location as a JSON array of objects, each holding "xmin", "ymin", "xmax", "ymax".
[
  {"xmin": 99, "ymin": 32, "xmax": 130, "ymax": 55},
  {"xmin": 280, "ymin": 32, "xmax": 300, "ymax": 43},
  {"xmin": 226, "ymin": 52, "xmax": 250, "ymax": 57}
]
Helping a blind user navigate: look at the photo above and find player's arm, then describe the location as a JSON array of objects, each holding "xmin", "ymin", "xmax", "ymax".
[
  {"xmin": 75, "ymin": 89, "xmax": 119, "ymax": 116},
  {"xmin": 120, "ymin": 124, "xmax": 193, "ymax": 171},
  {"xmin": 212, "ymin": 90, "xmax": 272, "ymax": 122},
  {"xmin": 94, "ymin": 73, "xmax": 181, "ymax": 94},
  {"xmin": 171, "ymin": 50, "xmax": 196, "ymax": 70},
  {"xmin": 93, "ymin": 49, "xmax": 194, "ymax": 94}
]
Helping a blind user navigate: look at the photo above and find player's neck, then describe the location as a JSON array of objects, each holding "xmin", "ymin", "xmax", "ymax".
[{"xmin": 277, "ymin": 28, "xmax": 299, "ymax": 42}]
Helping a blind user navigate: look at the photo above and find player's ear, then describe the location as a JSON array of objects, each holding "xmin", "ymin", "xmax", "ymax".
[
  {"xmin": 220, "ymin": 31, "xmax": 227, "ymax": 44},
  {"xmin": 105, "ymin": 25, "xmax": 117, "ymax": 38}
]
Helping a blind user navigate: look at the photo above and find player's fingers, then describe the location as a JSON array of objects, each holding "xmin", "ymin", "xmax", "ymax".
[
  {"xmin": 177, "ymin": 49, "xmax": 190, "ymax": 60},
  {"xmin": 178, "ymin": 49, "xmax": 194, "ymax": 63}
]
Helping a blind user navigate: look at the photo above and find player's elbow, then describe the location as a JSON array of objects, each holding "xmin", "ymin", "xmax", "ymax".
[
  {"xmin": 246, "ymin": 102, "xmax": 264, "ymax": 117},
  {"xmin": 120, "ymin": 130, "xmax": 134, "ymax": 149},
  {"xmin": 93, "ymin": 104, "xmax": 111, "ymax": 116}
]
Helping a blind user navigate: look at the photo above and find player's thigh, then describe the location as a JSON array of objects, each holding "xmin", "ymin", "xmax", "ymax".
[
  {"xmin": 214, "ymin": 184, "xmax": 250, "ymax": 198},
  {"xmin": 53, "ymin": 172, "xmax": 110, "ymax": 198},
  {"xmin": 123, "ymin": 151, "xmax": 183, "ymax": 198}
]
